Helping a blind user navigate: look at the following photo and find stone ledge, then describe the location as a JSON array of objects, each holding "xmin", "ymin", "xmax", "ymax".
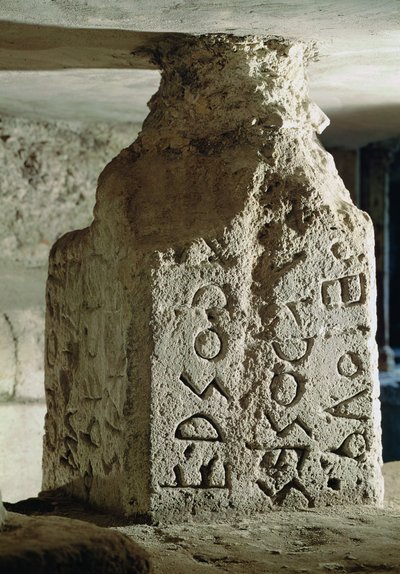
[{"xmin": 0, "ymin": 511, "xmax": 150, "ymax": 574}]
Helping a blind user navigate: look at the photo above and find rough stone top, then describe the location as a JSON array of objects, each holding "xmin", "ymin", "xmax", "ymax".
[
  {"xmin": 0, "ymin": 8, "xmax": 399, "ymax": 146},
  {"xmin": 139, "ymin": 34, "xmax": 328, "ymax": 142}
]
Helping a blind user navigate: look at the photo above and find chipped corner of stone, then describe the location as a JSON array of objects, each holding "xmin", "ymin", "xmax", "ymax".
[{"xmin": 0, "ymin": 492, "xmax": 7, "ymax": 530}]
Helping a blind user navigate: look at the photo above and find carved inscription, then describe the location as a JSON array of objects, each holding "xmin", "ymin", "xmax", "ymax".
[
  {"xmin": 179, "ymin": 374, "xmax": 230, "ymax": 401},
  {"xmin": 267, "ymin": 328, "xmax": 311, "ymax": 443},
  {"xmin": 194, "ymin": 329, "xmax": 222, "ymax": 359},
  {"xmin": 339, "ymin": 432, "xmax": 367, "ymax": 459},
  {"xmin": 164, "ymin": 284, "xmax": 229, "ymax": 490},
  {"xmin": 176, "ymin": 415, "xmax": 222, "ymax": 441},
  {"xmin": 320, "ymin": 272, "xmax": 370, "ymax": 472},
  {"xmin": 337, "ymin": 352, "xmax": 362, "ymax": 378},
  {"xmin": 173, "ymin": 454, "xmax": 227, "ymax": 489},
  {"xmin": 257, "ymin": 448, "xmax": 313, "ymax": 508},
  {"xmin": 257, "ymin": 259, "xmax": 372, "ymax": 506},
  {"xmin": 193, "ymin": 284, "xmax": 225, "ymax": 361},
  {"xmin": 192, "ymin": 284, "xmax": 227, "ymax": 309},
  {"xmin": 265, "ymin": 411, "xmax": 312, "ymax": 439},
  {"xmin": 272, "ymin": 337, "xmax": 313, "ymax": 363},
  {"xmin": 270, "ymin": 373, "xmax": 299, "ymax": 406},
  {"xmin": 321, "ymin": 273, "xmax": 366, "ymax": 308},
  {"xmin": 259, "ymin": 319, "xmax": 313, "ymax": 502},
  {"xmin": 327, "ymin": 390, "xmax": 369, "ymax": 421}
]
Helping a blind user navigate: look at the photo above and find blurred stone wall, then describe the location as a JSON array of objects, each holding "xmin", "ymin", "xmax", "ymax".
[{"xmin": 0, "ymin": 115, "xmax": 138, "ymax": 401}]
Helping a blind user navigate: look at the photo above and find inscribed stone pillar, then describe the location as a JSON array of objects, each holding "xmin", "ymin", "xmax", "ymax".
[
  {"xmin": 360, "ymin": 142, "xmax": 398, "ymax": 371},
  {"xmin": 42, "ymin": 35, "xmax": 383, "ymax": 521}
]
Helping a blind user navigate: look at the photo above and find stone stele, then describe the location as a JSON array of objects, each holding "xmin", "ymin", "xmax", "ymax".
[{"xmin": 42, "ymin": 35, "xmax": 383, "ymax": 522}]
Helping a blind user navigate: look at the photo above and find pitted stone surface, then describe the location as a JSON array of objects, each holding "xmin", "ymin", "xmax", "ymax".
[
  {"xmin": 0, "ymin": 512, "xmax": 150, "ymax": 574},
  {"xmin": 0, "ymin": 116, "xmax": 138, "ymax": 267},
  {"xmin": 0, "ymin": 117, "xmax": 138, "ymax": 400},
  {"xmin": 43, "ymin": 35, "xmax": 383, "ymax": 521},
  {"xmin": 0, "ymin": 309, "xmax": 44, "ymax": 401},
  {"xmin": 0, "ymin": 492, "xmax": 6, "ymax": 529}
]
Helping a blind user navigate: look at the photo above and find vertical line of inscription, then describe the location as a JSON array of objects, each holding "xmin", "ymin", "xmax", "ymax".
[
  {"xmin": 257, "ymin": 268, "xmax": 369, "ymax": 506},
  {"xmin": 163, "ymin": 284, "xmax": 230, "ymax": 490}
]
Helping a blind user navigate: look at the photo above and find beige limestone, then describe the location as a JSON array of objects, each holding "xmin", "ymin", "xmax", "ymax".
[
  {"xmin": 2, "ymin": 463, "xmax": 398, "ymax": 574},
  {"xmin": 0, "ymin": 309, "xmax": 44, "ymax": 401},
  {"xmin": 2, "ymin": 2, "xmax": 400, "ymax": 149},
  {"xmin": 0, "ymin": 512, "xmax": 150, "ymax": 574},
  {"xmin": 0, "ymin": 116, "xmax": 138, "ymax": 401},
  {"xmin": 0, "ymin": 492, "xmax": 6, "ymax": 529},
  {"xmin": 0, "ymin": 316, "xmax": 15, "ymax": 399},
  {"xmin": 0, "ymin": 403, "xmax": 46, "ymax": 502},
  {"xmin": 42, "ymin": 35, "xmax": 383, "ymax": 521},
  {"xmin": 0, "ymin": 115, "xmax": 138, "ymax": 267},
  {"xmin": 119, "ymin": 462, "xmax": 400, "ymax": 574}
]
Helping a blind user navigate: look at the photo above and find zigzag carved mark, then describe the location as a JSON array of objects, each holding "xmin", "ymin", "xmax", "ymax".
[
  {"xmin": 180, "ymin": 373, "xmax": 230, "ymax": 401},
  {"xmin": 265, "ymin": 412, "xmax": 312, "ymax": 439},
  {"xmin": 257, "ymin": 478, "xmax": 314, "ymax": 507}
]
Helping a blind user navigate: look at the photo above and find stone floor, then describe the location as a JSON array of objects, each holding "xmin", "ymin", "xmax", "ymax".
[
  {"xmin": 1, "ymin": 402, "xmax": 400, "ymax": 573},
  {"xmin": 3, "ymin": 462, "xmax": 400, "ymax": 574},
  {"xmin": 121, "ymin": 507, "xmax": 400, "ymax": 574},
  {"xmin": 117, "ymin": 462, "xmax": 400, "ymax": 574}
]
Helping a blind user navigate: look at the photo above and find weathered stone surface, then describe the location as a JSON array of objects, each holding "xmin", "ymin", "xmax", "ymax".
[
  {"xmin": 0, "ymin": 403, "xmax": 46, "ymax": 502},
  {"xmin": 0, "ymin": 309, "xmax": 44, "ymax": 401},
  {"xmin": 0, "ymin": 492, "xmax": 6, "ymax": 529},
  {"xmin": 119, "ymin": 463, "xmax": 400, "ymax": 574},
  {"xmin": 0, "ymin": 315, "xmax": 16, "ymax": 399},
  {"xmin": 0, "ymin": 116, "xmax": 137, "ymax": 401},
  {"xmin": 43, "ymin": 35, "xmax": 383, "ymax": 521},
  {"xmin": 1, "ymin": 463, "xmax": 398, "ymax": 574},
  {"xmin": 0, "ymin": 116, "xmax": 138, "ymax": 266},
  {"xmin": 0, "ymin": 512, "xmax": 150, "ymax": 573}
]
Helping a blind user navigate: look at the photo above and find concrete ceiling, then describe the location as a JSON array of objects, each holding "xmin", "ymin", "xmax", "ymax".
[{"xmin": 0, "ymin": 1, "xmax": 399, "ymax": 148}]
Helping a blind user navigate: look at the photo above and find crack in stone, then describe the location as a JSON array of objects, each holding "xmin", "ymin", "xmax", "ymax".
[{"xmin": 3, "ymin": 313, "xmax": 18, "ymax": 400}]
